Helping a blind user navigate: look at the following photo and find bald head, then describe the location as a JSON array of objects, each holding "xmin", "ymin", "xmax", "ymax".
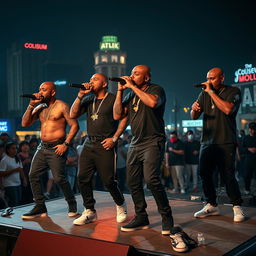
[
  {"xmin": 208, "ymin": 67, "xmax": 224, "ymax": 77},
  {"xmin": 94, "ymin": 73, "xmax": 108, "ymax": 83},
  {"xmin": 133, "ymin": 65, "xmax": 151, "ymax": 77},
  {"xmin": 41, "ymin": 81, "xmax": 56, "ymax": 91},
  {"xmin": 207, "ymin": 67, "xmax": 225, "ymax": 89}
]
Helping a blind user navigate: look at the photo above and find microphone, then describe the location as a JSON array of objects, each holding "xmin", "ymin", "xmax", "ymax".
[
  {"xmin": 193, "ymin": 84, "xmax": 206, "ymax": 89},
  {"xmin": 20, "ymin": 94, "xmax": 38, "ymax": 100},
  {"xmin": 69, "ymin": 83, "xmax": 85, "ymax": 89},
  {"xmin": 109, "ymin": 77, "xmax": 126, "ymax": 85}
]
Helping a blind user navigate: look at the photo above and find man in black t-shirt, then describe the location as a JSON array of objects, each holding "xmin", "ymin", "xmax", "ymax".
[
  {"xmin": 113, "ymin": 65, "xmax": 188, "ymax": 253},
  {"xmin": 242, "ymin": 122, "xmax": 256, "ymax": 194},
  {"xmin": 184, "ymin": 130, "xmax": 200, "ymax": 192},
  {"xmin": 191, "ymin": 67, "xmax": 245, "ymax": 223},
  {"xmin": 70, "ymin": 73, "xmax": 127, "ymax": 225},
  {"xmin": 165, "ymin": 131, "xmax": 186, "ymax": 194}
]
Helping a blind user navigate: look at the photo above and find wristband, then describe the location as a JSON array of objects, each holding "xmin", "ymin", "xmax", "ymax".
[
  {"xmin": 28, "ymin": 104, "xmax": 35, "ymax": 109},
  {"xmin": 112, "ymin": 137, "xmax": 118, "ymax": 143},
  {"xmin": 63, "ymin": 142, "xmax": 70, "ymax": 147}
]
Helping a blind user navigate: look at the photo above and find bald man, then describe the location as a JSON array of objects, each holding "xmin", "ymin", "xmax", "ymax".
[
  {"xmin": 70, "ymin": 73, "xmax": 127, "ymax": 225},
  {"xmin": 191, "ymin": 67, "xmax": 245, "ymax": 222},
  {"xmin": 113, "ymin": 65, "xmax": 188, "ymax": 253},
  {"xmin": 21, "ymin": 82, "xmax": 79, "ymax": 219}
]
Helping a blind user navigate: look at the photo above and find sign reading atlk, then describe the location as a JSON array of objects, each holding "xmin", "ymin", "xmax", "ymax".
[{"xmin": 100, "ymin": 36, "xmax": 120, "ymax": 51}]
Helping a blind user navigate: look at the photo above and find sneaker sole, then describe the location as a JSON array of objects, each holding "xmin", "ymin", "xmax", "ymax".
[
  {"xmin": 162, "ymin": 230, "xmax": 171, "ymax": 235},
  {"xmin": 68, "ymin": 212, "xmax": 78, "ymax": 218},
  {"xmin": 121, "ymin": 225, "xmax": 149, "ymax": 232},
  {"xmin": 194, "ymin": 212, "xmax": 220, "ymax": 218},
  {"xmin": 172, "ymin": 246, "xmax": 189, "ymax": 253},
  {"xmin": 73, "ymin": 217, "xmax": 97, "ymax": 225},
  {"xmin": 22, "ymin": 213, "xmax": 47, "ymax": 220},
  {"xmin": 234, "ymin": 217, "xmax": 245, "ymax": 223}
]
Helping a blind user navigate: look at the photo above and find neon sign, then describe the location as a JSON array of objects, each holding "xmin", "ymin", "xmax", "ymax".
[
  {"xmin": 100, "ymin": 35, "xmax": 120, "ymax": 51},
  {"xmin": 24, "ymin": 43, "xmax": 48, "ymax": 50},
  {"xmin": 234, "ymin": 64, "xmax": 256, "ymax": 83},
  {"xmin": 0, "ymin": 121, "xmax": 9, "ymax": 132}
]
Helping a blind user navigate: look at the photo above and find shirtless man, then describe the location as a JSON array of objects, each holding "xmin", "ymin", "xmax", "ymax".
[{"xmin": 21, "ymin": 81, "xmax": 79, "ymax": 219}]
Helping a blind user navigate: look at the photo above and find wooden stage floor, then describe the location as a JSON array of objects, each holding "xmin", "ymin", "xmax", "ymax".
[{"xmin": 0, "ymin": 191, "xmax": 255, "ymax": 256}]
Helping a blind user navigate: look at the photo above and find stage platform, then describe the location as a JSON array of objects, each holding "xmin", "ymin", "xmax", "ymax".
[{"xmin": 0, "ymin": 191, "xmax": 256, "ymax": 256}]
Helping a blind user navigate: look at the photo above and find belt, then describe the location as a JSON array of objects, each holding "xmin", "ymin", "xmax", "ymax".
[
  {"xmin": 41, "ymin": 138, "xmax": 65, "ymax": 148},
  {"xmin": 87, "ymin": 136, "xmax": 107, "ymax": 142}
]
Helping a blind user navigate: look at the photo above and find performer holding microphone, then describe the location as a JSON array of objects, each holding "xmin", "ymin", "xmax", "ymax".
[
  {"xmin": 70, "ymin": 73, "xmax": 128, "ymax": 225},
  {"xmin": 21, "ymin": 81, "xmax": 79, "ymax": 219},
  {"xmin": 113, "ymin": 65, "xmax": 189, "ymax": 253},
  {"xmin": 191, "ymin": 67, "xmax": 245, "ymax": 222}
]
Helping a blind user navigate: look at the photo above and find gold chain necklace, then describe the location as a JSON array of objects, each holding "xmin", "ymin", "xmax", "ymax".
[
  {"xmin": 91, "ymin": 92, "xmax": 108, "ymax": 121},
  {"xmin": 132, "ymin": 85, "xmax": 149, "ymax": 112},
  {"xmin": 42, "ymin": 100, "xmax": 57, "ymax": 128}
]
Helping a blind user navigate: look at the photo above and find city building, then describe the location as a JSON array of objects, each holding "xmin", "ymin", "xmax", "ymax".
[
  {"xmin": 7, "ymin": 41, "xmax": 49, "ymax": 118},
  {"xmin": 232, "ymin": 63, "xmax": 256, "ymax": 130},
  {"xmin": 94, "ymin": 35, "xmax": 126, "ymax": 94}
]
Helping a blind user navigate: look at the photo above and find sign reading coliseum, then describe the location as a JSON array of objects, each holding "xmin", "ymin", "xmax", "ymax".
[
  {"xmin": 24, "ymin": 43, "xmax": 48, "ymax": 50},
  {"xmin": 234, "ymin": 64, "xmax": 256, "ymax": 83}
]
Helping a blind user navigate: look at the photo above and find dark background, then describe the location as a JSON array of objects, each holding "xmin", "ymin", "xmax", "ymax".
[{"xmin": 1, "ymin": 0, "xmax": 256, "ymax": 121}]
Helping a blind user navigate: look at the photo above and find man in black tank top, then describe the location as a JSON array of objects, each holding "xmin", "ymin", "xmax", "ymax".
[
  {"xmin": 191, "ymin": 67, "xmax": 245, "ymax": 223},
  {"xmin": 113, "ymin": 65, "xmax": 189, "ymax": 253},
  {"xmin": 70, "ymin": 73, "xmax": 128, "ymax": 225}
]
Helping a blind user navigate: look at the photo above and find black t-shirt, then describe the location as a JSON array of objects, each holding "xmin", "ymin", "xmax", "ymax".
[
  {"xmin": 166, "ymin": 139, "xmax": 185, "ymax": 166},
  {"xmin": 184, "ymin": 140, "xmax": 200, "ymax": 164},
  {"xmin": 197, "ymin": 85, "xmax": 241, "ymax": 145},
  {"xmin": 123, "ymin": 84, "xmax": 166, "ymax": 146},
  {"xmin": 80, "ymin": 93, "xmax": 118, "ymax": 137},
  {"xmin": 242, "ymin": 134, "xmax": 256, "ymax": 159}
]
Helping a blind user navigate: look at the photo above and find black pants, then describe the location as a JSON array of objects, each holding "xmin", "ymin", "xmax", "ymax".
[
  {"xmin": 29, "ymin": 141, "xmax": 76, "ymax": 206},
  {"xmin": 78, "ymin": 139, "xmax": 124, "ymax": 210},
  {"xmin": 126, "ymin": 140, "xmax": 173, "ymax": 226},
  {"xmin": 244, "ymin": 157, "xmax": 256, "ymax": 191},
  {"xmin": 199, "ymin": 144, "xmax": 242, "ymax": 206}
]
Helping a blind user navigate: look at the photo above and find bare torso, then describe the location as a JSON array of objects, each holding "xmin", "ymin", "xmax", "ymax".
[{"xmin": 39, "ymin": 100, "xmax": 67, "ymax": 142}]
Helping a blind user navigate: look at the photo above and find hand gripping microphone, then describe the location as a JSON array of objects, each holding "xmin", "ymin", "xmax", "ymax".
[{"xmin": 109, "ymin": 77, "xmax": 126, "ymax": 85}]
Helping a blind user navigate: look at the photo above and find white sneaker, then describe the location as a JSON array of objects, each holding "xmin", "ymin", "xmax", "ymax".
[
  {"xmin": 116, "ymin": 202, "xmax": 127, "ymax": 223},
  {"xmin": 194, "ymin": 203, "xmax": 220, "ymax": 218},
  {"xmin": 180, "ymin": 189, "xmax": 186, "ymax": 194},
  {"xmin": 233, "ymin": 206, "xmax": 245, "ymax": 222},
  {"xmin": 73, "ymin": 209, "xmax": 97, "ymax": 225},
  {"xmin": 244, "ymin": 190, "xmax": 250, "ymax": 195},
  {"xmin": 170, "ymin": 232, "xmax": 188, "ymax": 253}
]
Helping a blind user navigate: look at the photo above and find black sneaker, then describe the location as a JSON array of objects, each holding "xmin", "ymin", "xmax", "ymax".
[
  {"xmin": 22, "ymin": 204, "xmax": 47, "ymax": 220},
  {"xmin": 121, "ymin": 215, "xmax": 149, "ymax": 232},
  {"xmin": 68, "ymin": 202, "xmax": 78, "ymax": 217}
]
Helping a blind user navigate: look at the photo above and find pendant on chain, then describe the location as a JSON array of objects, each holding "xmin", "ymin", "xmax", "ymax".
[{"xmin": 91, "ymin": 113, "xmax": 98, "ymax": 121}]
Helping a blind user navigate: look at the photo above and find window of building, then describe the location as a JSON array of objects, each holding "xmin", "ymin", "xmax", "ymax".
[
  {"xmin": 95, "ymin": 56, "xmax": 99, "ymax": 65},
  {"xmin": 101, "ymin": 55, "xmax": 108, "ymax": 63},
  {"xmin": 120, "ymin": 56, "xmax": 125, "ymax": 64},
  {"xmin": 111, "ymin": 55, "xmax": 118, "ymax": 63}
]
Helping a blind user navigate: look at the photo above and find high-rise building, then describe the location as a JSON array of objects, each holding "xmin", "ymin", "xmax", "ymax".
[
  {"xmin": 94, "ymin": 36, "xmax": 126, "ymax": 94},
  {"xmin": 6, "ymin": 41, "xmax": 49, "ymax": 117}
]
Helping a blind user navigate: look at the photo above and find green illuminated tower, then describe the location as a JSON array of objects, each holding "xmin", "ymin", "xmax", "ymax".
[{"xmin": 94, "ymin": 36, "xmax": 126, "ymax": 94}]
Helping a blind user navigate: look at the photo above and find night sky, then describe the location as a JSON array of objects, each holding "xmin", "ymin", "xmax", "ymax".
[{"xmin": 1, "ymin": 0, "xmax": 256, "ymax": 121}]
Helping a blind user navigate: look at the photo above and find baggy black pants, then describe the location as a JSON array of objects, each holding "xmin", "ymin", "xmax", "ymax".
[{"xmin": 199, "ymin": 144, "xmax": 242, "ymax": 206}]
